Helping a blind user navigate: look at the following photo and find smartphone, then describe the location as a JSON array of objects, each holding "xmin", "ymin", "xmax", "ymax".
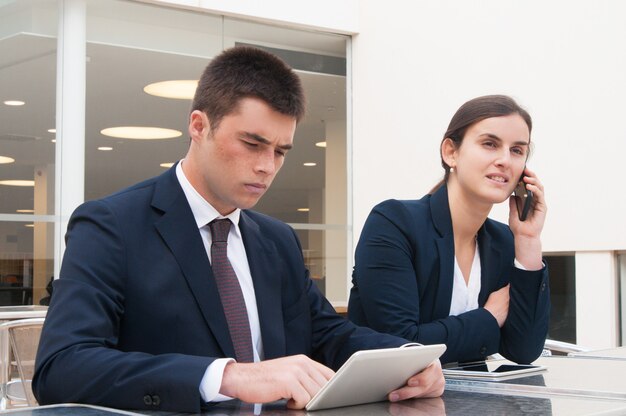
[{"xmin": 513, "ymin": 174, "xmax": 533, "ymax": 221}]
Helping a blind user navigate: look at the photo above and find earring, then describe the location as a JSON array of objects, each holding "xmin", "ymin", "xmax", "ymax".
[{"xmin": 450, "ymin": 167, "xmax": 455, "ymax": 173}]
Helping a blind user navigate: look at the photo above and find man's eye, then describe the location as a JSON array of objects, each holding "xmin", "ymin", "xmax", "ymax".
[
  {"xmin": 275, "ymin": 150, "xmax": 286, "ymax": 157},
  {"xmin": 244, "ymin": 141, "xmax": 258, "ymax": 148}
]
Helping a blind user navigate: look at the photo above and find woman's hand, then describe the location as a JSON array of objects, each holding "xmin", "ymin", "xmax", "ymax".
[
  {"xmin": 508, "ymin": 167, "xmax": 546, "ymax": 270},
  {"xmin": 484, "ymin": 284, "xmax": 510, "ymax": 327}
]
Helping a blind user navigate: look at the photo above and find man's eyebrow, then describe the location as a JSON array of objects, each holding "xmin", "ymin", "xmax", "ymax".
[
  {"xmin": 242, "ymin": 132, "xmax": 293, "ymax": 150},
  {"xmin": 479, "ymin": 133, "xmax": 529, "ymax": 146}
]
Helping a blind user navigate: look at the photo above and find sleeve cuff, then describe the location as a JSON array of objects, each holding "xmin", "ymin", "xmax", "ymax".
[
  {"xmin": 514, "ymin": 258, "xmax": 546, "ymax": 271},
  {"xmin": 199, "ymin": 358, "xmax": 235, "ymax": 403}
]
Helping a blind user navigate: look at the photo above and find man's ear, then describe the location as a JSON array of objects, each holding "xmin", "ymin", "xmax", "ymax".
[
  {"xmin": 441, "ymin": 138, "xmax": 458, "ymax": 168},
  {"xmin": 188, "ymin": 110, "xmax": 210, "ymax": 143}
]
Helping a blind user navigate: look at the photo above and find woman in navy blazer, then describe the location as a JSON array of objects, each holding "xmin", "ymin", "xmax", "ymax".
[{"xmin": 349, "ymin": 95, "xmax": 550, "ymax": 364}]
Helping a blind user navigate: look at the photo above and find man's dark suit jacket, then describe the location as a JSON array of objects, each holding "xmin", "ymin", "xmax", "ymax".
[
  {"xmin": 33, "ymin": 165, "xmax": 407, "ymax": 412},
  {"xmin": 348, "ymin": 185, "xmax": 550, "ymax": 365}
]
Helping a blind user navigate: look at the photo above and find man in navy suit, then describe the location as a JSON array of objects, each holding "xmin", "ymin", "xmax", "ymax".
[{"xmin": 33, "ymin": 47, "xmax": 444, "ymax": 412}]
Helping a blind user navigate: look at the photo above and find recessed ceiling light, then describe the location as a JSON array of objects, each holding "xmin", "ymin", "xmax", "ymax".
[
  {"xmin": 144, "ymin": 80, "xmax": 198, "ymax": 100},
  {"xmin": 303, "ymin": 162, "xmax": 317, "ymax": 167},
  {"xmin": 297, "ymin": 208, "xmax": 310, "ymax": 212},
  {"xmin": 51, "ymin": 139, "xmax": 56, "ymax": 143},
  {"xmin": 0, "ymin": 156, "xmax": 15, "ymax": 164},
  {"xmin": 101, "ymin": 126, "xmax": 182, "ymax": 140},
  {"xmin": 24, "ymin": 223, "xmax": 34, "ymax": 228},
  {"xmin": 16, "ymin": 209, "xmax": 34, "ymax": 213},
  {"xmin": 315, "ymin": 141, "xmax": 327, "ymax": 148},
  {"xmin": 0, "ymin": 180, "xmax": 35, "ymax": 187},
  {"xmin": 160, "ymin": 162, "xmax": 175, "ymax": 168},
  {"xmin": 4, "ymin": 100, "xmax": 25, "ymax": 106},
  {"xmin": 48, "ymin": 128, "xmax": 56, "ymax": 133},
  {"xmin": 98, "ymin": 146, "xmax": 113, "ymax": 151}
]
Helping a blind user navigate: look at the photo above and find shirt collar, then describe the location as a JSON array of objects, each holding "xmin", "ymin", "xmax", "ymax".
[{"xmin": 175, "ymin": 160, "xmax": 241, "ymax": 236}]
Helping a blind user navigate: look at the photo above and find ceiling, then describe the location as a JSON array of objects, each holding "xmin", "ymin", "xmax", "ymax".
[{"xmin": 0, "ymin": 27, "xmax": 347, "ymax": 224}]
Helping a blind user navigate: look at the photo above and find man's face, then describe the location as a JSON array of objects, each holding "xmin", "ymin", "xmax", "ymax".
[{"xmin": 186, "ymin": 97, "xmax": 297, "ymax": 215}]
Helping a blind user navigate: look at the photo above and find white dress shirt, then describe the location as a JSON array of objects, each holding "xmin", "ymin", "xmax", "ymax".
[{"xmin": 175, "ymin": 161, "xmax": 264, "ymax": 402}]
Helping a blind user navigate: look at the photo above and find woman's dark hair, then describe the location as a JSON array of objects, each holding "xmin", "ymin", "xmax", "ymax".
[{"xmin": 430, "ymin": 95, "xmax": 532, "ymax": 193}]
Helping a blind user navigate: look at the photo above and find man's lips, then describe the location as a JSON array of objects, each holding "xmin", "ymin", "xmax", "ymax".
[{"xmin": 244, "ymin": 183, "xmax": 267, "ymax": 194}]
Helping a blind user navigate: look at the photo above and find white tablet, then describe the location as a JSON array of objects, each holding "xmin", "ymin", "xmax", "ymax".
[{"xmin": 305, "ymin": 344, "xmax": 446, "ymax": 411}]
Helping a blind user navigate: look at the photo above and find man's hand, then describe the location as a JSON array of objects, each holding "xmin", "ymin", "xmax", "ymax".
[
  {"xmin": 220, "ymin": 355, "xmax": 335, "ymax": 409},
  {"xmin": 387, "ymin": 359, "xmax": 445, "ymax": 402}
]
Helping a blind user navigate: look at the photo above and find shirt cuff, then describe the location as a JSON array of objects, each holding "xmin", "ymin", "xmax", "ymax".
[
  {"xmin": 514, "ymin": 258, "xmax": 546, "ymax": 271},
  {"xmin": 400, "ymin": 342, "xmax": 423, "ymax": 348},
  {"xmin": 514, "ymin": 258, "xmax": 527, "ymax": 270},
  {"xmin": 199, "ymin": 358, "xmax": 235, "ymax": 403}
]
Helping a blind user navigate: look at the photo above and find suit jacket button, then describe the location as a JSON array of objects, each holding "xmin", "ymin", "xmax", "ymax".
[
  {"xmin": 541, "ymin": 282, "xmax": 547, "ymax": 291},
  {"xmin": 152, "ymin": 395, "xmax": 161, "ymax": 406},
  {"xmin": 143, "ymin": 395, "xmax": 153, "ymax": 406},
  {"xmin": 480, "ymin": 346, "xmax": 487, "ymax": 355}
]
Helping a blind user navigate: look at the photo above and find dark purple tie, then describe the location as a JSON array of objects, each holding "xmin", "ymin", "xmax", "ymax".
[{"xmin": 209, "ymin": 219, "xmax": 254, "ymax": 363}]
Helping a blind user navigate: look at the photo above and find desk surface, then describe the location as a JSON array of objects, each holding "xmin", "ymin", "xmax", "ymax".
[
  {"xmin": 4, "ymin": 391, "xmax": 626, "ymax": 416},
  {"xmin": 445, "ymin": 356, "xmax": 626, "ymax": 401},
  {"xmin": 0, "ymin": 305, "xmax": 47, "ymax": 320},
  {"xmin": 570, "ymin": 346, "xmax": 626, "ymax": 359}
]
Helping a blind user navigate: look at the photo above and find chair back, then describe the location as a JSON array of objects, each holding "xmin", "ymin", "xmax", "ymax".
[{"xmin": 0, "ymin": 318, "xmax": 45, "ymax": 408}]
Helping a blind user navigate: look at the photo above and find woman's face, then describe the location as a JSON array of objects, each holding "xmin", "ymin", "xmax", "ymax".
[{"xmin": 447, "ymin": 114, "xmax": 530, "ymax": 205}]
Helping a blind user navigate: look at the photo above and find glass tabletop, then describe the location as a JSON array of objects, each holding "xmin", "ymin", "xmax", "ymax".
[{"xmin": 445, "ymin": 356, "xmax": 626, "ymax": 401}]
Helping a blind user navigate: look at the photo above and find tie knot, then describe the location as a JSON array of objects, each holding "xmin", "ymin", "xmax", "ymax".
[{"xmin": 209, "ymin": 219, "xmax": 232, "ymax": 243}]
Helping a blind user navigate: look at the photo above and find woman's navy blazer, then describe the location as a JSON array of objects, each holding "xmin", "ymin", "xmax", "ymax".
[{"xmin": 348, "ymin": 185, "xmax": 550, "ymax": 364}]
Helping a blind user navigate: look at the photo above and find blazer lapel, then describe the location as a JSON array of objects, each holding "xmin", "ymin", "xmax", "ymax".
[
  {"xmin": 430, "ymin": 186, "xmax": 455, "ymax": 319},
  {"xmin": 151, "ymin": 166, "xmax": 235, "ymax": 359},
  {"xmin": 239, "ymin": 212, "xmax": 286, "ymax": 360},
  {"xmin": 477, "ymin": 225, "xmax": 503, "ymax": 306}
]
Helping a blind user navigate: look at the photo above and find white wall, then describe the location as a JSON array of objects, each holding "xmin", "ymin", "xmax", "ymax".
[{"xmin": 352, "ymin": 0, "xmax": 626, "ymax": 253}]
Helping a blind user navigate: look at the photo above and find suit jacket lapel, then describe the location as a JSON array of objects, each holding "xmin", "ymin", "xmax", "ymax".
[
  {"xmin": 151, "ymin": 166, "xmax": 235, "ymax": 359},
  {"xmin": 430, "ymin": 186, "xmax": 455, "ymax": 319},
  {"xmin": 477, "ymin": 225, "xmax": 503, "ymax": 306},
  {"xmin": 239, "ymin": 212, "xmax": 286, "ymax": 360}
]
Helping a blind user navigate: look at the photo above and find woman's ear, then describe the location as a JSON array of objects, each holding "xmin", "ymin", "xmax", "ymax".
[{"xmin": 441, "ymin": 137, "xmax": 458, "ymax": 169}]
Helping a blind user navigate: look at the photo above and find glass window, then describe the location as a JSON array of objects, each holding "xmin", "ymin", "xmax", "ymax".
[
  {"xmin": 617, "ymin": 253, "xmax": 626, "ymax": 345},
  {"xmin": 544, "ymin": 254, "xmax": 576, "ymax": 343},
  {"xmin": 0, "ymin": 0, "xmax": 57, "ymax": 305},
  {"xmin": 83, "ymin": 1, "xmax": 349, "ymax": 302}
]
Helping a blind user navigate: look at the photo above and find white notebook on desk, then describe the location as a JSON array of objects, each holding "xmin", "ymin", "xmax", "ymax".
[{"xmin": 306, "ymin": 344, "xmax": 446, "ymax": 411}]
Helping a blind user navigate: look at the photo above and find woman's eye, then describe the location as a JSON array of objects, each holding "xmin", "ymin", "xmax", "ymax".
[
  {"xmin": 511, "ymin": 147, "xmax": 525, "ymax": 155},
  {"xmin": 483, "ymin": 141, "xmax": 496, "ymax": 148}
]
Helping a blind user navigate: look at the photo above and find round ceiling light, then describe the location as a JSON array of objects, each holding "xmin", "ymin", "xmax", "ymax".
[
  {"xmin": 101, "ymin": 127, "xmax": 182, "ymax": 140},
  {"xmin": 0, "ymin": 180, "xmax": 35, "ymax": 187},
  {"xmin": 144, "ymin": 80, "xmax": 198, "ymax": 100}
]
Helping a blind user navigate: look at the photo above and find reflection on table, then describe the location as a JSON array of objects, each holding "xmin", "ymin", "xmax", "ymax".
[{"xmin": 4, "ymin": 391, "xmax": 626, "ymax": 416}]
